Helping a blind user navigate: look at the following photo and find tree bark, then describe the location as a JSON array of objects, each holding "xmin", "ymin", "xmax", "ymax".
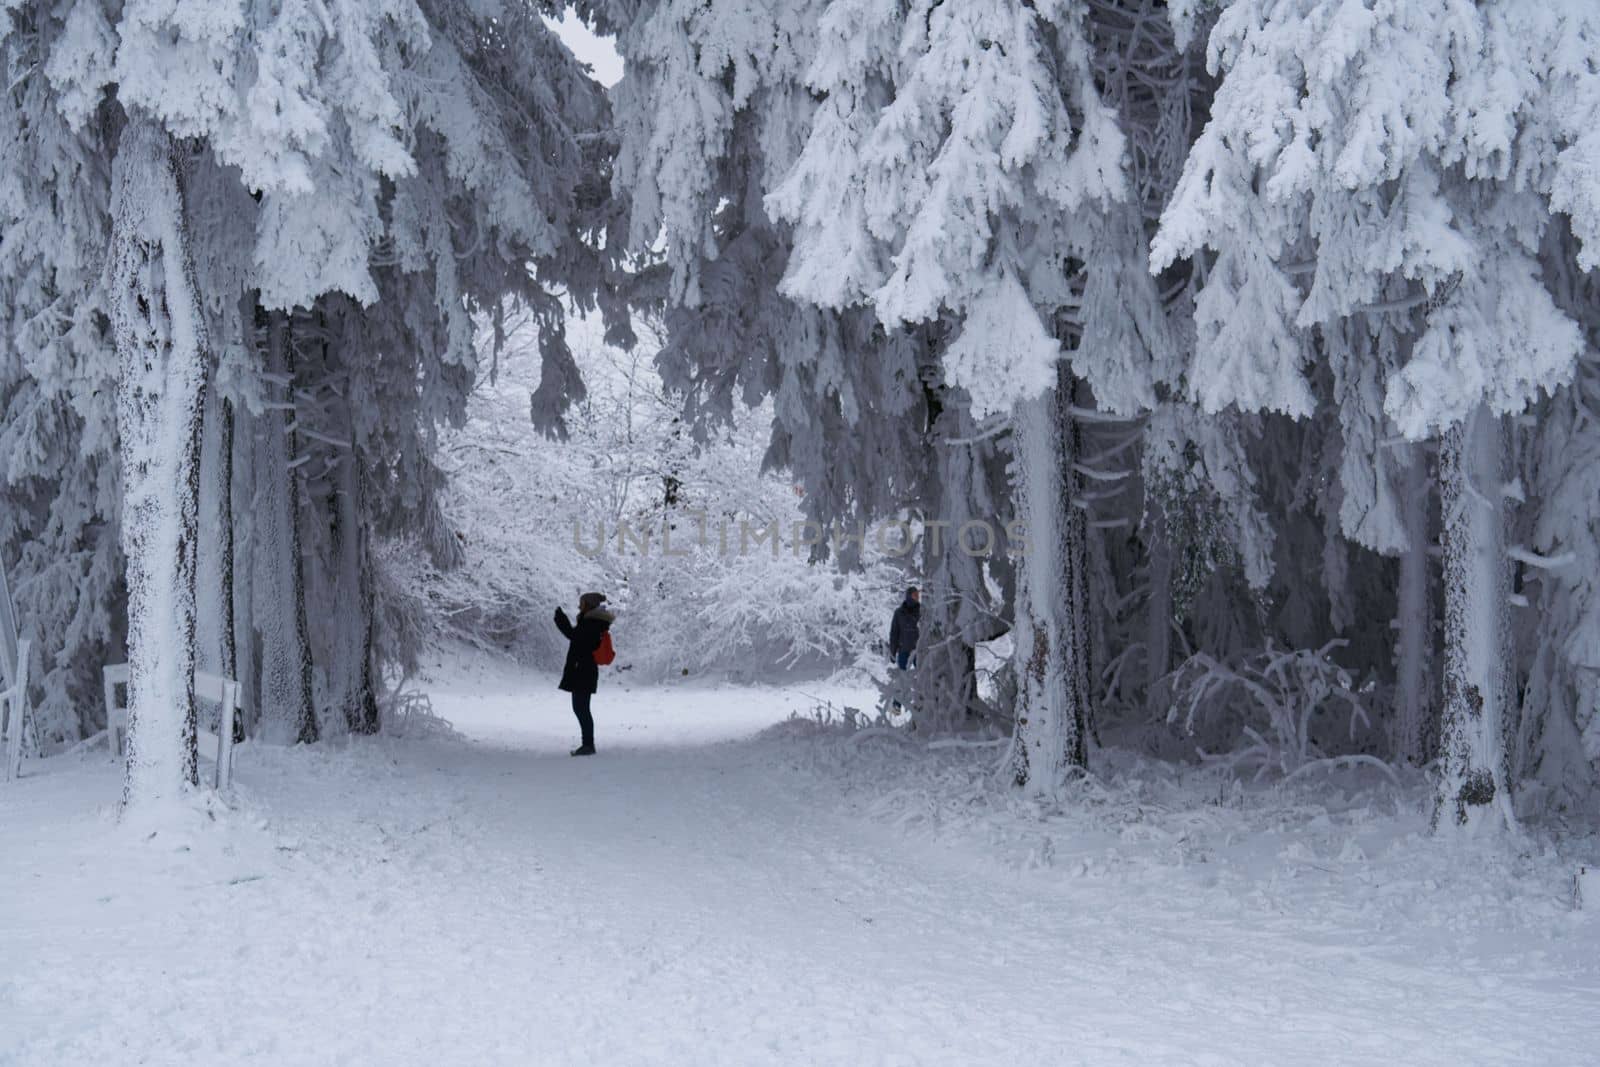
[
  {"xmin": 107, "ymin": 116, "xmax": 205, "ymax": 810},
  {"xmin": 1436, "ymin": 403, "xmax": 1515, "ymax": 832}
]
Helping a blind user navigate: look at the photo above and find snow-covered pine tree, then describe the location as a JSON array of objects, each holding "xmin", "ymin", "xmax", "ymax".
[
  {"xmin": 29, "ymin": 0, "xmax": 435, "ymax": 785},
  {"xmin": 1151, "ymin": 0, "xmax": 1600, "ymax": 831},
  {"xmin": 0, "ymin": 4, "xmax": 122, "ymax": 747},
  {"xmin": 770, "ymin": 0, "xmax": 1128, "ymax": 790}
]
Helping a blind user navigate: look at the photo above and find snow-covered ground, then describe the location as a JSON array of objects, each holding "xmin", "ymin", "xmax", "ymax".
[{"xmin": 3, "ymin": 650, "xmax": 1598, "ymax": 1065}]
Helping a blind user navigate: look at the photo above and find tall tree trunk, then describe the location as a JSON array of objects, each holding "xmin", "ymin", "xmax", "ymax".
[
  {"xmin": 197, "ymin": 377, "xmax": 241, "ymax": 741},
  {"xmin": 196, "ymin": 378, "xmax": 237, "ymax": 678},
  {"xmin": 1395, "ymin": 444, "xmax": 1434, "ymax": 765},
  {"xmin": 1063, "ymin": 380, "xmax": 1094, "ymax": 751},
  {"xmin": 1436, "ymin": 404, "xmax": 1515, "ymax": 832},
  {"xmin": 255, "ymin": 311, "xmax": 318, "ymax": 744},
  {"xmin": 1007, "ymin": 379, "xmax": 1088, "ymax": 793},
  {"xmin": 230, "ymin": 395, "xmax": 261, "ymax": 736},
  {"xmin": 353, "ymin": 457, "xmax": 381, "ymax": 735},
  {"xmin": 107, "ymin": 117, "xmax": 205, "ymax": 810},
  {"xmin": 1144, "ymin": 496, "xmax": 1174, "ymax": 715},
  {"xmin": 331, "ymin": 443, "xmax": 380, "ymax": 734},
  {"xmin": 218, "ymin": 399, "xmax": 238, "ymax": 686}
]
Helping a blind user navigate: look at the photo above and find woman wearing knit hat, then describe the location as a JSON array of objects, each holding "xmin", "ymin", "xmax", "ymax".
[{"xmin": 553, "ymin": 591, "xmax": 616, "ymax": 756}]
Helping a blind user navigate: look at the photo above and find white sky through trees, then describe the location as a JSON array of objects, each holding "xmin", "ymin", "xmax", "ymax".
[{"xmin": 547, "ymin": 6, "xmax": 624, "ymax": 88}]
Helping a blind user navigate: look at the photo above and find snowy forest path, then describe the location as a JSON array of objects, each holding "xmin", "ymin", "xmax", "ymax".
[
  {"xmin": 2, "ymin": 665, "xmax": 1598, "ymax": 1064},
  {"xmin": 420, "ymin": 742, "xmax": 1593, "ymax": 1067}
]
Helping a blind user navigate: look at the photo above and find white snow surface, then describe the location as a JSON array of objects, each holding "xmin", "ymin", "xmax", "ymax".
[{"xmin": 3, "ymin": 648, "xmax": 1599, "ymax": 1065}]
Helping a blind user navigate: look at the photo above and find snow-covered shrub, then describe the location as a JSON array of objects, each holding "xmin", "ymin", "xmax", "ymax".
[
  {"xmin": 394, "ymin": 314, "xmax": 898, "ymax": 681},
  {"xmin": 622, "ymin": 538, "xmax": 896, "ymax": 680},
  {"xmin": 1166, "ymin": 641, "xmax": 1379, "ymax": 779},
  {"xmin": 378, "ymin": 680, "xmax": 461, "ymax": 742}
]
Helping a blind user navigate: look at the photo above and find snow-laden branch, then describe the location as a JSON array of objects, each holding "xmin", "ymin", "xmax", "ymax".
[
  {"xmin": 1282, "ymin": 755, "xmax": 1402, "ymax": 788},
  {"xmin": 944, "ymin": 419, "xmax": 1012, "ymax": 446},
  {"xmin": 1073, "ymin": 463, "xmax": 1133, "ymax": 482},
  {"xmin": 1507, "ymin": 545, "xmax": 1576, "ymax": 570}
]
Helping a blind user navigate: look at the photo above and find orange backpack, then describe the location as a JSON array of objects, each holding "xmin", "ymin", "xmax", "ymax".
[{"xmin": 593, "ymin": 631, "xmax": 616, "ymax": 666}]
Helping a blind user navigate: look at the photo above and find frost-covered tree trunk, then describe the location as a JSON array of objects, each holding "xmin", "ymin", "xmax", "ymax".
[
  {"xmin": 1436, "ymin": 405, "xmax": 1516, "ymax": 832},
  {"xmin": 1395, "ymin": 445, "xmax": 1433, "ymax": 765},
  {"xmin": 106, "ymin": 117, "xmax": 206, "ymax": 809},
  {"xmin": 1007, "ymin": 385, "xmax": 1088, "ymax": 792},
  {"xmin": 254, "ymin": 312, "xmax": 318, "ymax": 745}
]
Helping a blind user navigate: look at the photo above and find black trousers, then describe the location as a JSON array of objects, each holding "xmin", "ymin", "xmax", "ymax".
[{"xmin": 571, "ymin": 690, "xmax": 594, "ymax": 748}]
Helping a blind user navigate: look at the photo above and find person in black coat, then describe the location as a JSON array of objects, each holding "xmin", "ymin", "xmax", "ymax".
[
  {"xmin": 554, "ymin": 591, "xmax": 614, "ymax": 756},
  {"xmin": 888, "ymin": 586, "xmax": 921, "ymax": 670},
  {"xmin": 888, "ymin": 587, "xmax": 920, "ymax": 711}
]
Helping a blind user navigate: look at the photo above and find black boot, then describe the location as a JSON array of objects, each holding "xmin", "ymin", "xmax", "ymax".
[{"xmin": 570, "ymin": 744, "xmax": 596, "ymax": 757}]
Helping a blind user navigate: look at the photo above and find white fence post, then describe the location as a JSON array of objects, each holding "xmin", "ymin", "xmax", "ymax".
[
  {"xmin": 103, "ymin": 663, "xmax": 130, "ymax": 761},
  {"xmin": 106, "ymin": 664, "xmax": 239, "ymax": 790},
  {"xmin": 217, "ymin": 680, "xmax": 239, "ymax": 790}
]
